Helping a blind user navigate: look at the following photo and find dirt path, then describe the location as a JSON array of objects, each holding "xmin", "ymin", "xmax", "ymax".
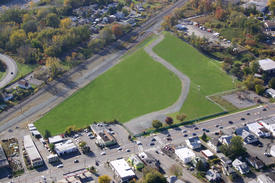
[{"xmin": 124, "ymin": 34, "xmax": 190, "ymax": 134}]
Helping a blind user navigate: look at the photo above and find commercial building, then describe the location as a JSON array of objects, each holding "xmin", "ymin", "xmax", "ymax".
[
  {"xmin": 90, "ymin": 123, "xmax": 117, "ymax": 147},
  {"xmin": 258, "ymin": 58, "xmax": 275, "ymax": 74},
  {"xmin": 175, "ymin": 147, "xmax": 195, "ymax": 164},
  {"xmin": 54, "ymin": 141, "xmax": 78, "ymax": 156},
  {"xmin": 185, "ymin": 136, "xmax": 201, "ymax": 150},
  {"xmin": 49, "ymin": 135, "xmax": 64, "ymax": 144},
  {"xmin": 0, "ymin": 144, "xmax": 9, "ymax": 168},
  {"xmin": 110, "ymin": 158, "xmax": 136, "ymax": 183},
  {"xmin": 23, "ymin": 135, "xmax": 43, "ymax": 167},
  {"xmin": 201, "ymin": 149, "xmax": 214, "ymax": 159},
  {"xmin": 247, "ymin": 122, "xmax": 270, "ymax": 138},
  {"xmin": 47, "ymin": 154, "xmax": 59, "ymax": 163},
  {"xmin": 259, "ymin": 117, "xmax": 275, "ymax": 136}
]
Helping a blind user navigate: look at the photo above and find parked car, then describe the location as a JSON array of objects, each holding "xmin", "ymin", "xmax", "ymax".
[
  {"xmin": 126, "ymin": 149, "xmax": 130, "ymax": 152},
  {"xmin": 228, "ymin": 121, "xmax": 233, "ymax": 124},
  {"xmin": 117, "ymin": 147, "xmax": 122, "ymax": 151},
  {"xmin": 57, "ymin": 164, "xmax": 64, "ymax": 168},
  {"xmin": 101, "ymin": 152, "xmax": 106, "ymax": 156},
  {"xmin": 184, "ymin": 134, "xmax": 188, "ymax": 137},
  {"xmin": 150, "ymin": 142, "xmax": 155, "ymax": 146},
  {"xmin": 74, "ymin": 159, "xmax": 79, "ymax": 163},
  {"xmin": 241, "ymin": 117, "xmax": 245, "ymax": 121}
]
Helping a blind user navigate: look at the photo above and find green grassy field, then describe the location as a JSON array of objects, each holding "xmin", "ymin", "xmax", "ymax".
[
  {"xmin": 35, "ymin": 43, "xmax": 181, "ymax": 135},
  {"xmin": 154, "ymin": 33, "xmax": 235, "ymax": 120}
]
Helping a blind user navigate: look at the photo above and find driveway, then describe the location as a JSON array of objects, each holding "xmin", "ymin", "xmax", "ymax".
[
  {"xmin": 0, "ymin": 53, "xmax": 17, "ymax": 88},
  {"xmin": 124, "ymin": 34, "xmax": 190, "ymax": 134}
]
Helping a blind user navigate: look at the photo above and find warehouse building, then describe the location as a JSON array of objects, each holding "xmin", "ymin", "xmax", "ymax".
[
  {"xmin": 24, "ymin": 135, "xmax": 43, "ymax": 167},
  {"xmin": 55, "ymin": 141, "xmax": 78, "ymax": 156},
  {"xmin": 0, "ymin": 144, "xmax": 9, "ymax": 168},
  {"xmin": 110, "ymin": 158, "xmax": 136, "ymax": 183}
]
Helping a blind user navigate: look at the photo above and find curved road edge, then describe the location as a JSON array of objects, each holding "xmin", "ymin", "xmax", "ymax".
[
  {"xmin": 0, "ymin": 53, "xmax": 17, "ymax": 88},
  {"xmin": 124, "ymin": 34, "xmax": 190, "ymax": 134}
]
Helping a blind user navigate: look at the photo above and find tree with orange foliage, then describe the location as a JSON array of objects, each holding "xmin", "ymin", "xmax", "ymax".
[
  {"xmin": 215, "ymin": 6, "xmax": 226, "ymax": 21},
  {"xmin": 111, "ymin": 24, "xmax": 123, "ymax": 39}
]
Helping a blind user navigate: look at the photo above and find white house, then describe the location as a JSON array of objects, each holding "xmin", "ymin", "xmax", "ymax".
[
  {"xmin": 18, "ymin": 80, "xmax": 31, "ymax": 89},
  {"xmin": 201, "ymin": 150, "xmax": 214, "ymax": 159},
  {"xmin": 259, "ymin": 117, "xmax": 275, "ymax": 136},
  {"xmin": 235, "ymin": 127, "xmax": 258, "ymax": 144},
  {"xmin": 185, "ymin": 136, "xmax": 201, "ymax": 150},
  {"xmin": 270, "ymin": 145, "xmax": 275, "ymax": 158},
  {"xmin": 219, "ymin": 135, "xmax": 232, "ymax": 145},
  {"xmin": 206, "ymin": 169, "xmax": 221, "ymax": 182},
  {"xmin": 175, "ymin": 147, "xmax": 195, "ymax": 164},
  {"xmin": 54, "ymin": 141, "xmax": 78, "ymax": 156},
  {"xmin": 23, "ymin": 135, "xmax": 43, "ymax": 168},
  {"xmin": 207, "ymin": 138, "xmax": 220, "ymax": 152},
  {"xmin": 257, "ymin": 174, "xmax": 275, "ymax": 183},
  {"xmin": 48, "ymin": 135, "xmax": 64, "ymax": 144},
  {"xmin": 232, "ymin": 159, "xmax": 250, "ymax": 175},
  {"xmin": 258, "ymin": 58, "xmax": 275, "ymax": 74},
  {"xmin": 247, "ymin": 122, "xmax": 270, "ymax": 138},
  {"xmin": 266, "ymin": 88, "xmax": 275, "ymax": 99}
]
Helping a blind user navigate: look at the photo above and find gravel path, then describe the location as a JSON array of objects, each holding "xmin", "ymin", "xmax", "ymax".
[
  {"xmin": 0, "ymin": 53, "xmax": 17, "ymax": 88},
  {"xmin": 124, "ymin": 34, "xmax": 190, "ymax": 134}
]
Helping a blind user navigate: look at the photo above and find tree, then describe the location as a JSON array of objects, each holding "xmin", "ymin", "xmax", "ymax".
[
  {"xmin": 22, "ymin": 20, "xmax": 37, "ymax": 33},
  {"xmin": 169, "ymin": 164, "xmax": 183, "ymax": 177},
  {"xmin": 99, "ymin": 26, "xmax": 114, "ymax": 43},
  {"xmin": 196, "ymin": 160, "xmax": 209, "ymax": 172},
  {"xmin": 79, "ymin": 141, "xmax": 87, "ymax": 148},
  {"xmin": 60, "ymin": 17, "xmax": 72, "ymax": 29},
  {"xmin": 269, "ymin": 77, "xmax": 275, "ymax": 89},
  {"xmin": 46, "ymin": 13, "xmax": 60, "ymax": 28},
  {"xmin": 98, "ymin": 175, "xmax": 111, "ymax": 183},
  {"xmin": 268, "ymin": 0, "xmax": 275, "ymax": 15},
  {"xmin": 201, "ymin": 132, "xmax": 208, "ymax": 142},
  {"xmin": 165, "ymin": 117, "xmax": 173, "ymax": 125},
  {"xmin": 255, "ymin": 84, "xmax": 265, "ymax": 95},
  {"xmin": 142, "ymin": 168, "xmax": 166, "ymax": 183},
  {"xmin": 243, "ymin": 75, "xmax": 264, "ymax": 91},
  {"xmin": 152, "ymin": 120, "xmax": 162, "ymax": 129},
  {"xmin": 176, "ymin": 113, "xmax": 187, "ymax": 122},
  {"xmin": 220, "ymin": 136, "xmax": 246, "ymax": 160},
  {"xmin": 49, "ymin": 143, "xmax": 55, "ymax": 152},
  {"xmin": 250, "ymin": 61, "xmax": 260, "ymax": 73},
  {"xmin": 111, "ymin": 24, "xmax": 123, "ymax": 38},
  {"xmin": 215, "ymin": 6, "xmax": 226, "ymax": 21},
  {"xmin": 46, "ymin": 57, "xmax": 63, "ymax": 78},
  {"xmin": 9, "ymin": 29, "xmax": 27, "ymax": 49},
  {"xmin": 44, "ymin": 129, "xmax": 51, "ymax": 139}
]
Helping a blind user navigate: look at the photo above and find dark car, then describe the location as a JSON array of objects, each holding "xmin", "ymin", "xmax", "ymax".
[
  {"xmin": 241, "ymin": 117, "xmax": 245, "ymax": 121},
  {"xmin": 247, "ymin": 113, "xmax": 250, "ymax": 115},
  {"xmin": 150, "ymin": 142, "xmax": 155, "ymax": 146},
  {"xmin": 167, "ymin": 137, "xmax": 172, "ymax": 141},
  {"xmin": 192, "ymin": 133, "xmax": 197, "ymax": 136},
  {"xmin": 184, "ymin": 134, "xmax": 188, "ymax": 137},
  {"xmin": 215, "ymin": 132, "xmax": 219, "ymax": 135},
  {"xmin": 215, "ymin": 124, "xmax": 219, "ymax": 128},
  {"xmin": 263, "ymin": 108, "xmax": 267, "ymax": 111},
  {"xmin": 74, "ymin": 159, "xmax": 79, "ymax": 163},
  {"xmin": 228, "ymin": 121, "xmax": 233, "ymax": 124},
  {"xmin": 194, "ymin": 127, "xmax": 199, "ymax": 130},
  {"xmin": 8, "ymin": 174, "xmax": 12, "ymax": 179},
  {"xmin": 167, "ymin": 134, "xmax": 171, "ymax": 137},
  {"xmin": 151, "ymin": 138, "xmax": 156, "ymax": 142}
]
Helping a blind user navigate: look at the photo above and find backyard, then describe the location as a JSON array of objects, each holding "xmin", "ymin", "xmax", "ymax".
[
  {"xmin": 35, "ymin": 40, "xmax": 182, "ymax": 135},
  {"xmin": 153, "ymin": 33, "xmax": 235, "ymax": 120}
]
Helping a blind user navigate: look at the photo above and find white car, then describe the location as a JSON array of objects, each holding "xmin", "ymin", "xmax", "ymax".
[
  {"xmin": 101, "ymin": 152, "xmax": 106, "ymax": 156},
  {"xmin": 136, "ymin": 141, "xmax": 142, "ymax": 145},
  {"xmin": 117, "ymin": 147, "xmax": 122, "ymax": 151},
  {"xmin": 57, "ymin": 164, "xmax": 63, "ymax": 168}
]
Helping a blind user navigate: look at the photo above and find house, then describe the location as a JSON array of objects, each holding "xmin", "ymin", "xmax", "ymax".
[
  {"xmin": 138, "ymin": 152, "xmax": 160, "ymax": 171},
  {"xmin": 241, "ymin": 0, "xmax": 269, "ymax": 13},
  {"xmin": 247, "ymin": 122, "xmax": 270, "ymax": 138},
  {"xmin": 264, "ymin": 21, "xmax": 275, "ymax": 31},
  {"xmin": 18, "ymin": 80, "xmax": 31, "ymax": 89},
  {"xmin": 2, "ymin": 93, "xmax": 13, "ymax": 102},
  {"xmin": 267, "ymin": 172, "xmax": 275, "ymax": 182},
  {"xmin": 175, "ymin": 147, "xmax": 195, "ymax": 164},
  {"xmin": 127, "ymin": 155, "xmax": 144, "ymax": 170},
  {"xmin": 0, "ymin": 144, "xmax": 9, "ymax": 168},
  {"xmin": 207, "ymin": 138, "xmax": 220, "ymax": 152},
  {"xmin": 232, "ymin": 159, "xmax": 250, "ymax": 175},
  {"xmin": 175, "ymin": 24, "xmax": 187, "ymax": 31},
  {"xmin": 259, "ymin": 117, "xmax": 275, "ymax": 136},
  {"xmin": 110, "ymin": 158, "xmax": 136, "ymax": 183},
  {"xmin": 49, "ymin": 135, "xmax": 64, "ymax": 144},
  {"xmin": 257, "ymin": 174, "xmax": 275, "ymax": 183},
  {"xmin": 185, "ymin": 136, "xmax": 201, "ymax": 149},
  {"xmin": 201, "ymin": 150, "xmax": 214, "ymax": 159},
  {"xmin": 206, "ymin": 169, "xmax": 221, "ymax": 182},
  {"xmin": 219, "ymin": 135, "xmax": 232, "ymax": 145},
  {"xmin": 235, "ymin": 127, "xmax": 258, "ymax": 144},
  {"xmin": 258, "ymin": 58, "xmax": 275, "ymax": 74},
  {"xmin": 47, "ymin": 154, "xmax": 59, "ymax": 163},
  {"xmin": 266, "ymin": 88, "xmax": 275, "ymax": 99},
  {"xmin": 54, "ymin": 140, "xmax": 78, "ymax": 156},
  {"xmin": 192, "ymin": 157, "xmax": 208, "ymax": 168},
  {"xmin": 246, "ymin": 156, "xmax": 264, "ymax": 169},
  {"xmin": 270, "ymin": 145, "xmax": 275, "ymax": 157},
  {"xmin": 23, "ymin": 135, "xmax": 43, "ymax": 168},
  {"xmin": 167, "ymin": 176, "xmax": 185, "ymax": 183},
  {"xmin": 90, "ymin": 123, "xmax": 117, "ymax": 147}
]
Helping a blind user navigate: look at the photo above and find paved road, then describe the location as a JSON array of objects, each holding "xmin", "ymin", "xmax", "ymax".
[
  {"xmin": 0, "ymin": 0, "xmax": 188, "ymax": 133},
  {"xmin": 0, "ymin": 53, "xmax": 17, "ymax": 88},
  {"xmin": 125, "ymin": 34, "xmax": 190, "ymax": 134}
]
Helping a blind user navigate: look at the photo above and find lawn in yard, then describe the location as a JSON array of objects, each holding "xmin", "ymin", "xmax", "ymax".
[
  {"xmin": 35, "ymin": 43, "xmax": 181, "ymax": 136},
  {"xmin": 153, "ymin": 32, "xmax": 235, "ymax": 120}
]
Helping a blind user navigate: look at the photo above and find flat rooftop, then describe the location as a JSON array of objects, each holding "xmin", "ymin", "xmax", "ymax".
[
  {"xmin": 110, "ymin": 159, "xmax": 135, "ymax": 179},
  {"xmin": 0, "ymin": 144, "xmax": 9, "ymax": 168},
  {"xmin": 24, "ymin": 135, "xmax": 42, "ymax": 162},
  {"xmin": 259, "ymin": 58, "xmax": 275, "ymax": 71}
]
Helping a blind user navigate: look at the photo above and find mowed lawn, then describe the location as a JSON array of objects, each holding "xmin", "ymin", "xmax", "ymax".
[
  {"xmin": 154, "ymin": 33, "xmax": 235, "ymax": 120},
  {"xmin": 35, "ymin": 47, "xmax": 181, "ymax": 135}
]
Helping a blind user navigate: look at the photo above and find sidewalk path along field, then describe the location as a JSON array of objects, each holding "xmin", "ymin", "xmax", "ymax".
[
  {"xmin": 0, "ymin": 53, "xmax": 17, "ymax": 88},
  {"xmin": 125, "ymin": 34, "xmax": 190, "ymax": 134}
]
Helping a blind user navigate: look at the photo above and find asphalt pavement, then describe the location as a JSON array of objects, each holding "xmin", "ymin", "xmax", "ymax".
[{"xmin": 0, "ymin": 53, "xmax": 17, "ymax": 88}]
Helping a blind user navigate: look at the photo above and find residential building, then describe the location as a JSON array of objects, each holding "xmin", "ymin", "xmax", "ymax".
[
  {"xmin": 259, "ymin": 117, "xmax": 275, "ymax": 136},
  {"xmin": 138, "ymin": 152, "xmax": 160, "ymax": 171},
  {"xmin": 201, "ymin": 150, "xmax": 214, "ymax": 159},
  {"xmin": 207, "ymin": 138, "xmax": 220, "ymax": 152},
  {"xmin": 47, "ymin": 154, "xmax": 59, "ymax": 163},
  {"xmin": 258, "ymin": 58, "xmax": 275, "ymax": 74},
  {"xmin": 175, "ymin": 147, "xmax": 195, "ymax": 164},
  {"xmin": 235, "ymin": 127, "xmax": 258, "ymax": 144},
  {"xmin": 167, "ymin": 176, "xmax": 185, "ymax": 183},
  {"xmin": 219, "ymin": 135, "xmax": 232, "ymax": 145},
  {"xmin": 267, "ymin": 172, "xmax": 275, "ymax": 182},
  {"xmin": 0, "ymin": 144, "xmax": 9, "ymax": 168},
  {"xmin": 49, "ymin": 135, "xmax": 64, "ymax": 144},
  {"xmin": 266, "ymin": 88, "xmax": 275, "ymax": 99},
  {"xmin": 246, "ymin": 156, "xmax": 264, "ymax": 169},
  {"xmin": 242, "ymin": 0, "xmax": 269, "ymax": 13},
  {"xmin": 55, "ymin": 141, "xmax": 78, "ymax": 156},
  {"xmin": 185, "ymin": 136, "xmax": 201, "ymax": 149},
  {"xmin": 90, "ymin": 123, "xmax": 117, "ymax": 147},
  {"xmin": 247, "ymin": 122, "xmax": 270, "ymax": 138},
  {"xmin": 110, "ymin": 158, "xmax": 136, "ymax": 183},
  {"xmin": 232, "ymin": 159, "xmax": 249, "ymax": 175},
  {"xmin": 206, "ymin": 169, "xmax": 221, "ymax": 182},
  {"xmin": 257, "ymin": 174, "xmax": 275, "ymax": 183},
  {"xmin": 127, "ymin": 155, "xmax": 144, "ymax": 170},
  {"xmin": 270, "ymin": 145, "xmax": 275, "ymax": 157},
  {"xmin": 23, "ymin": 135, "xmax": 43, "ymax": 167}
]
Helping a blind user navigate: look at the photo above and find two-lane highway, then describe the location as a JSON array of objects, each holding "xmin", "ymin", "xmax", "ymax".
[{"xmin": 0, "ymin": 53, "xmax": 17, "ymax": 88}]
